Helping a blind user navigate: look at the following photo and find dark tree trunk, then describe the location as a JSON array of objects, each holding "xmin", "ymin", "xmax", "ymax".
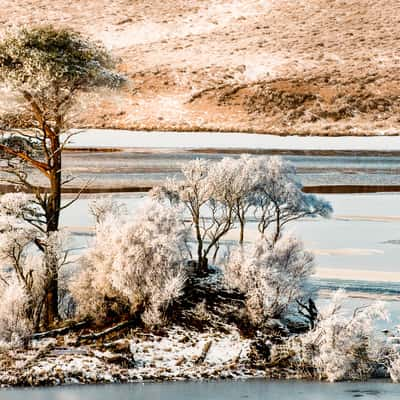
[
  {"xmin": 239, "ymin": 219, "xmax": 245, "ymax": 245},
  {"xmin": 194, "ymin": 218, "xmax": 208, "ymax": 275},
  {"xmin": 273, "ymin": 207, "xmax": 281, "ymax": 245},
  {"xmin": 44, "ymin": 133, "xmax": 62, "ymax": 326},
  {"xmin": 198, "ymin": 256, "xmax": 208, "ymax": 275},
  {"xmin": 238, "ymin": 204, "xmax": 245, "ymax": 246}
]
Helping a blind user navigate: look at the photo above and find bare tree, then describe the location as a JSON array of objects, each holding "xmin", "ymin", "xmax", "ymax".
[
  {"xmin": 152, "ymin": 159, "xmax": 237, "ymax": 274},
  {"xmin": 0, "ymin": 193, "xmax": 70, "ymax": 331},
  {"xmin": 251, "ymin": 157, "xmax": 332, "ymax": 244},
  {"xmin": 0, "ymin": 26, "xmax": 124, "ymax": 325}
]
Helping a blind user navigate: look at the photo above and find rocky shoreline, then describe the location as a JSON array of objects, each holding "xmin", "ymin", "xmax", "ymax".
[{"xmin": 0, "ymin": 326, "xmax": 299, "ymax": 387}]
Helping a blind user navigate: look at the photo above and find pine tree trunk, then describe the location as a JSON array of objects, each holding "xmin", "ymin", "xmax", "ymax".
[{"xmin": 44, "ymin": 134, "xmax": 62, "ymax": 326}]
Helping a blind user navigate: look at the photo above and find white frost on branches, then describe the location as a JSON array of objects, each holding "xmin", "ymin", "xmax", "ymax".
[
  {"xmin": 225, "ymin": 234, "xmax": 314, "ymax": 323},
  {"xmin": 152, "ymin": 158, "xmax": 237, "ymax": 270},
  {"xmin": 0, "ymin": 278, "xmax": 32, "ymax": 346},
  {"xmin": 88, "ymin": 196, "xmax": 127, "ymax": 224},
  {"xmin": 389, "ymin": 355, "xmax": 400, "ymax": 383},
  {"xmin": 0, "ymin": 193, "xmax": 70, "ymax": 340},
  {"xmin": 153, "ymin": 155, "xmax": 331, "ymax": 271},
  {"xmin": 71, "ymin": 200, "xmax": 188, "ymax": 326},
  {"xmin": 250, "ymin": 156, "xmax": 332, "ymax": 243},
  {"xmin": 292, "ymin": 290, "xmax": 389, "ymax": 382}
]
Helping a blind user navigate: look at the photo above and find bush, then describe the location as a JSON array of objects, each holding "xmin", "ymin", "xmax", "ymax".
[
  {"xmin": 225, "ymin": 234, "xmax": 314, "ymax": 323},
  {"xmin": 70, "ymin": 200, "xmax": 188, "ymax": 327},
  {"xmin": 291, "ymin": 290, "xmax": 389, "ymax": 382},
  {"xmin": 0, "ymin": 279, "xmax": 33, "ymax": 346}
]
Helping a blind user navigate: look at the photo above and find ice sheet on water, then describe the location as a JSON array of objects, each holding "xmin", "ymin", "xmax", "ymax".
[{"xmin": 66, "ymin": 129, "xmax": 400, "ymax": 151}]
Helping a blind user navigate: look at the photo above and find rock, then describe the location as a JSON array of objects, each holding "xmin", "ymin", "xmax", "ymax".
[
  {"xmin": 175, "ymin": 356, "xmax": 186, "ymax": 366},
  {"xmin": 102, "ymin": 353, "xmax": 135, "ymax": 368},
  {"xmin": 104, "ymin": 339, "xmax": 131, "ymax": 354},
  {"xmin": 264, "ymin": 319, "xmax": 290, "ymax": 335}
]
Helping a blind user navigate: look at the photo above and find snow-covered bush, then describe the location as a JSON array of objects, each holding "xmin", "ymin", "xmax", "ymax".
[
  {"xmin": 292, "ymin": 290, "xmax": 389, "ymax": 382},
  {"xmin": 71, "ymin": 200, "xmax": 188, "ymax": 326},
  {"xmin": 88, "ymin": 196, "xmax": 127, "ymax": 224},
  {"xmin": 225, "ymin": 234, "xmax": 314, "ymax": 323},
  {"xmin": 0, "ymin": 192, "xmax": 36, "ymax": 219},
  {"xmin": 0, "ymin": 193, "xmax": 71, "ymax": 333},
  {"xmin": 389, "ymin": 355, "xmax": 400, "ymax": 383},
  {"xmin": 0, "ymin": 279, "xmax": 33, "ymax": 346}
]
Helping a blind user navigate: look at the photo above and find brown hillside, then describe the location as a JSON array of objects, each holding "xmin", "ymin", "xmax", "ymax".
[{"xmin": 1, "ymin": 0, "xmax": 400, "ymax": 135}]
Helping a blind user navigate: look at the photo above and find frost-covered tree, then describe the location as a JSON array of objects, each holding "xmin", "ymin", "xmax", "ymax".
[
  {"xmin": 0, "ymin": 278, "xmax": 33, "ymax": 346},
  {"xmin": 389, "ymin": 355, "xmax": 400, "ymax": 383},
  {"xmin": 251, "ymin": 156, "xmax": 332, "ymax": 244},
  {"xmin": 292, "ymin": 290, "xmax": 389, "ymax": 382},
  {"xmin": 225, "ymin": 234, "xmax": 314, "ymax": 323},
  {"xmin": 0, "ymin": 193, "xmax": 69, "ymax": 331},
  {"xmin": 71, "ymin": 200, "xmax": 188, "ymax": 326},
  {"xmin": 208, "ymin": 155, "xmax": 259, "ymax": 245},
  {"xmin": 153, "ymin": 159, "xmax": 237, "ymax": 273},
  {"xmin": 0, "ymin": 26, "xmax": 125, "ymax": 324},
  {"xmin": 88, "ymin": 196, "xmax": 127, "ymax": 225},
  {"xmin": 153, "ymin": 156, "xmax": 332, "ymax": 273}
]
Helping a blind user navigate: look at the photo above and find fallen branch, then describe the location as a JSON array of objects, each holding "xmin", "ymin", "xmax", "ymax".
[
  {"xmin": 77, "ymin": 320, "xmax": 137, "ymax": 343},
  {"xmin": 31, "ymin": 320, "xmax": 90, "ymax": 340},
  {"xmin": 195, "ymin": 340, "xmax": 212, "ymax": 364}
]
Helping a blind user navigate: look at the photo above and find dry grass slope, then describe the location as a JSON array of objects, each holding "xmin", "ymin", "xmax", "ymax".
[{"xmin": 1, "ymin": 0, "xmax": 399, "ymax": 135}]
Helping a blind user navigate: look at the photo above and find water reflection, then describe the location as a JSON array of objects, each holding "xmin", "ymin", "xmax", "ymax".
[
  {"xmin": 2, "ymin": 380, "xmax": 400, "ymax": 400},
  {"xmin": 6, "ymin": 152, "xmax": 400, "ymax": 189}
]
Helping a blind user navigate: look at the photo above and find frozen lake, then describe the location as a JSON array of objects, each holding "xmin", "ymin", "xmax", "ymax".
[
  {"xmin": 6, "ymin": 131, "xmax": 400, "ymax": 190},
  {"xmin": 2, "ymin": 380, "xmax": 400, "ymax": 400},
  {"xmin": 66, "ymin": 129, "xmax": 400, "ymax": 151},
  {"xmin": 62, "ymin": 192, "xmax": 400, "ymax": 283},
  {"xmin": 59, "ymin": 151, "xmax": 400, "ymax": 188}
]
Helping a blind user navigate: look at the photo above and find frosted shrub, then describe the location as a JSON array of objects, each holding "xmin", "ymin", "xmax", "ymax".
[
  {"xmin": 88, "ymin": 196, "xmax": 127, "ymax": 224},
  {"xmin": 225, "ymin": 234, "xmax": 314, "ymax": 323},
  {"xmin": 293, "ymin": 290, "xmax": 389, "ymax": 382},
  {"xmin": 389, "ymin": 355, "xmax": 400, "ymax": 383},
  {"xmin": 69, "ymin": 208, "xmax": 121, "ymax": 321},
  {"xmin": 71, "ymin": 200, "xmax": 188, "ymax": 326},
  {"xmin": 0, "ymin": 193, "xmax": 72, "ymax": 332},
  {"xmin": 0, "ymin": 192, "xmax": 35, "ymax": 219},
  {"xmin": 0, "ymin": 279, "xmax": 33, "ymax": 346}
]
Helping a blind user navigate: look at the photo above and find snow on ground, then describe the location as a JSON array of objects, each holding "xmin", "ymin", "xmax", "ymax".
[
  {"xmin": 66, "ymin": 130, "xmax": 400, "ymax": 151},
  {"xmin": 0, "ymin": 327, "xmax": 260, "ymax": 387},
  {"xmin": 94, "ymin": 0, "xmax": 272, "ymax": 49},
  {"xmin": 131, "ymin": 327, "xmax": 255, "ymax": 381}
]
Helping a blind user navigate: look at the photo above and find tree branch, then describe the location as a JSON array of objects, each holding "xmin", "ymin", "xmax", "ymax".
[{"xmin": 0, "ymin": 143, "xmax": 50, "ymax": 176}]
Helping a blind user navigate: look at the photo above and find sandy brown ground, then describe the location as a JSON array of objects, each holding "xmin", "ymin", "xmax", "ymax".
[{"xmin": 1, "ymin": 0, "xmax": 400, "ymax": 135}]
